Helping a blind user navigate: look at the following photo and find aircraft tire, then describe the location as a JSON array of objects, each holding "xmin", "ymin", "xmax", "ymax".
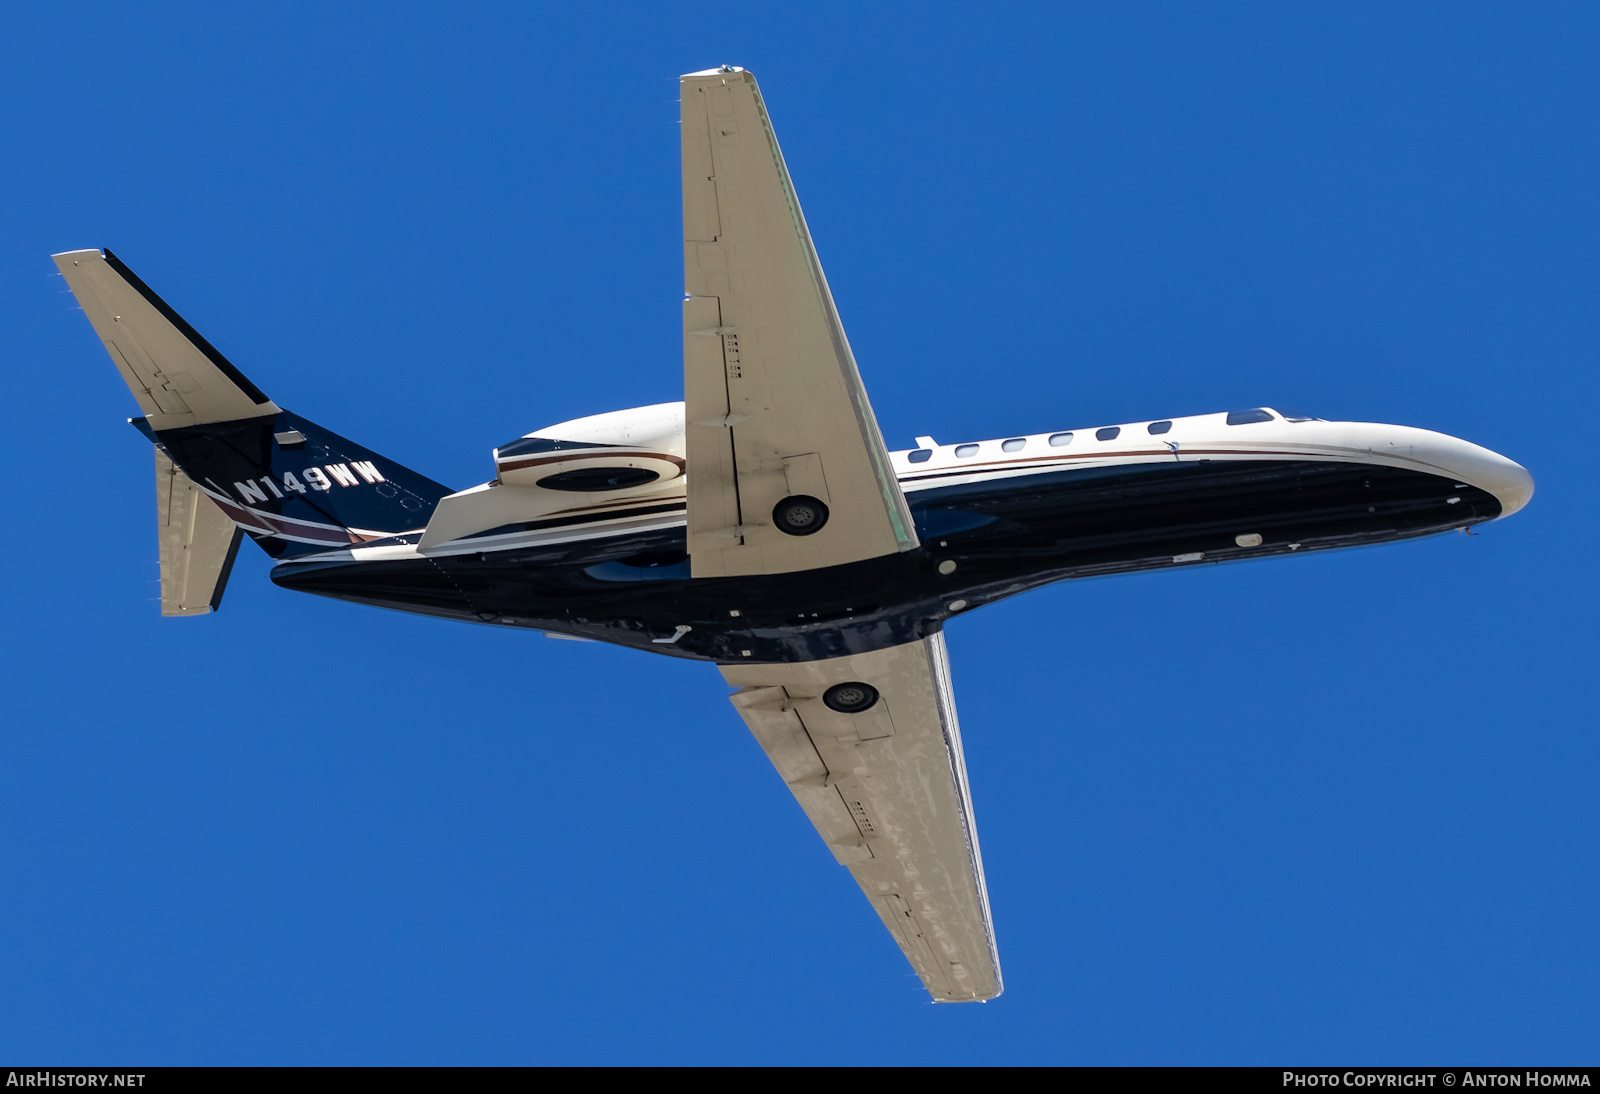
[
  {"xmin": 823, "ymin": 681, "xmax": 880, "ymax": 713},
  {"xmin": 773, "ymin": 495, "xmax": 829, "ymax": 536}
]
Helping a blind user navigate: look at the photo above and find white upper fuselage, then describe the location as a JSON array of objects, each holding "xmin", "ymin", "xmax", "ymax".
[
  {"xmin": 318, "ymin": 404, "xmax": 1531, "ymax": 566},
  {"xmin": 889, "ymin": 407, "xmax": 1533, "ymax": 517}
]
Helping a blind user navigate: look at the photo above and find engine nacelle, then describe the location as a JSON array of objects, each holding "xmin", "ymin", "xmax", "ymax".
[
  {"xmin": 418, "ymin": 403, "xmax": 687, "ymax": 553},
  {"xmin": 494, "ymin": 402, "xmax": 685, "ymax": 494}
]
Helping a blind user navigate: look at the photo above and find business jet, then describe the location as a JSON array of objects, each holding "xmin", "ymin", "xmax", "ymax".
[{"xmin": 53, "ymin": 66, "xmax": 1532, "ymax": 1003}]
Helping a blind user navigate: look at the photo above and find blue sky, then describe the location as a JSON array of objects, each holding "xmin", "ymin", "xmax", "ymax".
[{"xmin": 2, "ymin": 2, "xmax": 1595, "ymax": 1064}]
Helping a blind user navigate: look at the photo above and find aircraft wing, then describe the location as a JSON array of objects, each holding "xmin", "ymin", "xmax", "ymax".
[
  {"xmin": 722, "ymin": 633, "xmax": 1002, "ymax": 1002},
  {"xmin": 680, "ymin": 67, "xmax": 918, "ymax": 577}
]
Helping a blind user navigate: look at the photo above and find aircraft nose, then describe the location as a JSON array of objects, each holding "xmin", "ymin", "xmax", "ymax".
[
  {"xmin": 1356, "ymin": 424, "xmax": 1533, "ymax": 519},
  {"xmin": 1401, "ymin": 429, "xmax": 1534, "ymax": 519},
  {"xmin": 1485, "ymin": 457, "xmax": 1535, "ymax": 518},
  {"xmin": 1442, "ymin": 439, "xmax": 1534, "ymax": 519}
]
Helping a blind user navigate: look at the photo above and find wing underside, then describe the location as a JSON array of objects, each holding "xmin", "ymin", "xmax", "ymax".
[
  {"xmin": 722, "ymin": 633, "xmax": 1001, "ymax": 1002},
  {"xmin": 680, "ymin": 67, "xmax": 917, "ymax": 578}
]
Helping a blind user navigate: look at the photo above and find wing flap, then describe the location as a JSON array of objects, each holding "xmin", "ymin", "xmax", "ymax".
[
  {"xmin": 723, "ymin": 633, "xmax": 1001, "ymax": 1002},
  {"xmin": 679, "ymin": 68, "xmax": 917, "ymax": 577}
]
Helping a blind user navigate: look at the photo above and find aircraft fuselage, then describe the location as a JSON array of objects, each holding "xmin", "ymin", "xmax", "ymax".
[{"xmin": 271, "ymin": 408, "xmax": 1531, "ymax": 663}]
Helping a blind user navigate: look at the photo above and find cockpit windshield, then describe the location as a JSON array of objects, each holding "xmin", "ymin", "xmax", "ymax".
[
  {"xmin": 1225, "ymin": 408, "xmax": 1275, "ymax": 425},
  {"xmin": 1273, "ymin": 408, "xmax": 1324, "ymax": 422}
]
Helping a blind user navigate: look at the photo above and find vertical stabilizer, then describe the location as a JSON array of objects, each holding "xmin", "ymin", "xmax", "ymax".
[{"xmin": 56, "ymin": 247, "xmax": 455, "ymax": 572}]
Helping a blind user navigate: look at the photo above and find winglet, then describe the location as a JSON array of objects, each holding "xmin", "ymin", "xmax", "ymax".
[{"xmin": 680, "ymin": 65, "xmax": 746, "ymax": 78}]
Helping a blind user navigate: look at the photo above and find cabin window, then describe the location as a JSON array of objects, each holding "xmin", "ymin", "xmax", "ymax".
[
  {"xmin": 1096, "ymin": 426, "xmax": 1121, "ymax": 441},
  {"xmin": 1226, "ymin": 408, "xmax": 1274, "ymax": 425},
  {"xmin": 1048, "ymin": 432, "xmax": 1074, "ymax": 447},
  {"xmin": 908, "ymin": 449, "xmax": 932, "ymax": 463},
  {"xmin": 954, "ymin": 444, "xmax": 980, "ymax": 458},
  {"xmin": 1147, "ymin": 421, "xmax": 1172, "ymax": 435},
  {"xmin": 1002, "ymin": 438, "xmax": 1026, "ymax": 452}
]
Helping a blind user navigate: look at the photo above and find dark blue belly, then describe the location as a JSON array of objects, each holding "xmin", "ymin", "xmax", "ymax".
[{"xmin": 271, "ymin": 459, "xmax": 1497, "ymax": 662}]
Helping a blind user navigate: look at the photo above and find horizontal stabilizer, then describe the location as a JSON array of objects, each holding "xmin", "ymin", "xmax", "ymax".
[
  {"xmin": 54, "ymin": 248, "xmax": 279, "ymax": 430},
  {"xmin": 156, "ymin": 447, "xmax": 244, "ymax": 615}
]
